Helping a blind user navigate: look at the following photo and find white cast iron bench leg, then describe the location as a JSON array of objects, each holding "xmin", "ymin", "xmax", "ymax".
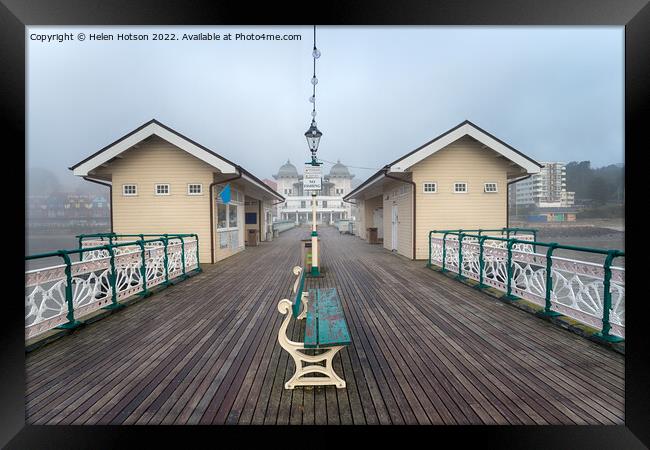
[{"xmin": 277, "ymin": 296, "xmax": 347, "ymax": 389}]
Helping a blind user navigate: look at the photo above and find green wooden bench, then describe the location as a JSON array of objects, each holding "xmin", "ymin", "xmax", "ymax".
[{"xmin": 277, "ymin": 266, "xmax": 351, "ymax": 389}]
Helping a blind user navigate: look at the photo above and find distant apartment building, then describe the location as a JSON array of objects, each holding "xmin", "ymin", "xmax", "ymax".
[{"xmin": 509, "ymin": 161, "xmax": 575, "ymax": 208}]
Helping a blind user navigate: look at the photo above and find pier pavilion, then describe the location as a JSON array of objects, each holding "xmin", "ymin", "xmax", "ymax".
[
  {"xmin": 344, "ymin": 120, "xmax": 543, "ymax": 260},
  {"xmin": 70, "ymin": 119, "xmax": 284, "ymax": 263}
]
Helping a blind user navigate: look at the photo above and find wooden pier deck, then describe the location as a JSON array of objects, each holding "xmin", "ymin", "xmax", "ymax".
[{"xmin": 25, "ymin": 226, "xmax": 624, "ymax": 425}]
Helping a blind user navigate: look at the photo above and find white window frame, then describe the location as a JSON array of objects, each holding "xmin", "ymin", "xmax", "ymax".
[
  {"xmin": 422, "ymin": 182, "xmax": 437, "ymax": 193},
  {"xmin": 122, "ymin": 184, "xmax": 138, "ymax": 196},
  {"xmin": 215, "ymin": 187, "xmax": 242, "ymax": 232},
  {"xmin": 216, "ymin": 202, "xmax": 229, "ymax": 230},
  {"xmin": 155, "ymin": 183, "xmax": 171, "ymax": 196},
  {"xmin": 453, "ymin": 182, "xmax": 468, "ymax": 194},
  {"xmin": 484, "ymin": 182, "xmax": 498, "ymax": 193},
  {"xmin": 187, "ymin": 183, "xmax": 203, "ymax": 195}
]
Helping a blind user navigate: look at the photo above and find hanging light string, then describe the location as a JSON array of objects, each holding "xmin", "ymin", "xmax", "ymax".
[
  {"xmin": 312, "ymin": 25, "xmax": 317, "ymax": 119},
  {"xmin": 310, "ymin": 25, "xmax": 320, "ymax": 123}
]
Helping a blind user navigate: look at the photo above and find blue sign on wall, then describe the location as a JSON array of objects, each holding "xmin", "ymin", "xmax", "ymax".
[
  {"xmin": 219, "ymin": 184, "xmax": 231, "ymax": 204},
  {"xmin": 245, "ymin": 212, "xmax": 257, "ymax": 225}
]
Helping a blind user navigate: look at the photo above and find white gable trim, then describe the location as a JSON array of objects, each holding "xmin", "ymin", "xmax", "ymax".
[
  {"xmin": 241, "ymin": 173, "xmax": 284, "ymax": 201},
  {"xmin": 388, "ymin": 123, "xmax": 541, "ymax": 175},
  {"xmin": 342, "ymin": 171, "xmax": 386, "ymax": 201},
  {"xmin": 72, "ymin": 122, "xmax": 238, "ymax": 176}
]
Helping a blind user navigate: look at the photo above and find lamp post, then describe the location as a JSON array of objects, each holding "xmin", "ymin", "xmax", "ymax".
[{"xmin": 304, "ymin": 25, "xmax": 322, "ymax": 277}]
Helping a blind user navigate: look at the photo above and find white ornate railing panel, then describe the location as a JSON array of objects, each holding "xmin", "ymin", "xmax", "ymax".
[
  {"xmin": 26, "ymin": 237, "xmax": 199, "ymax": 340},
  {"xmin": 428, "ymin": 235, "xmax": 625, "ymax": 338},
  {"xmin": 25, "ymin": 264, "xmax": 70, "ymax": 339},
  {"xmin": 167, "ymin": 240, "xmax": 184, "ymax": 279},
  {"xmin": 146, "ymin": 246, "xmax": 167, "ymax": 289},
  {"xmin": 185, "ymin": 239, "xmax": 199, "ymax": 271}
]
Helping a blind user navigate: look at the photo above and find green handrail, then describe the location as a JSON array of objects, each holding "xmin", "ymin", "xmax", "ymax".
[
  {"xmin": 541, "ymin": 244, "xmax": 561, "ymax": 317},
  {"xmin": 428, "ymin": 229, "xmax": 625, "ymax": 340},
  {"xmin": 477, "ymin": 235, "xmax": 488, "ymax": 288},
  {"xmin": 137, "ymin": 239, "xmax": 149, "ymax": 298},
  {"xmin": 162, "ymin": 234, "xmax": 170, "ymax": 285},
  {"xmin": 457, "ymin": 232, "xmax": 465, "ymax": 280},
  {"xmin": 596, "ymin": 250, "xmax": 625, "ymax": 342},
  {"xmin": 429, "ymin": 230, "xmax": 623, "ymax": 257},
  {"xmin": 180, "ymin": 236, "xmax": 187, "ymax": 278},
  {"xmin": 429, "ymin": 228, "xmax": 538, "ymax": 270},
  {"xmin": 505, "ymin": 239, "xmax": 516, "ymax": 300},
  {"xmin": 54, "ymin": 250, "xmax": 82, "ymax": 330},
  {"xmin": 105, "ymin": 245, "xmax": 120, "ymax": 309},
  {"xmin": 441, "ymin": 231, "xmax": 451, "ymax": 272},
  {"xmin": 27, "ymin": 234, "xmax": 202, "ymax": 335},
  {"xmin": 193, "ymin": 233, "xmax": 202, "ymax": 271}
]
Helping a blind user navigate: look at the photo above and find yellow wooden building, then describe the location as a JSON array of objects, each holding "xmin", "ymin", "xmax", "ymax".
[
  {"xmin": 344, "ymin": 120, "xmax": 542, "ymax": 260},
  {"xmin": 70, "ymin": 119, "xmax": 284, "ymax": 263}
]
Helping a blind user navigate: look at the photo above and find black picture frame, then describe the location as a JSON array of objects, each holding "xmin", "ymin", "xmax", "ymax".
[{"xmin": 3, "ymin": 0, "xmax": 648, "ymax": 447}]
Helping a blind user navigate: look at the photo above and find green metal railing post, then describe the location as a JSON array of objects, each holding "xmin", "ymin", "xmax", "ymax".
[
  {"xmin": 137, "ymin": 239, "xmax": 151, "ymax": 298},
  {"xmin": 194, "ymin": 234, "xmax": 202, "ymax": 272},
  {"xmin": 503, "ymin": 238, "xmax": 519, "ymax": 301},
  {"xmin": 457, "ymin": 233, "xmax": 465, "ymax": 280},
  {"xmin": 538, "ymin": 243, "xmax": 561, "ymax": 317},
  {"xmin": 103, "ymin": 244, "xmax": 124, "ymax": 310},
  {"xmin": 180, "ymin": 236, "xmax": 188, "ymax": 279},
  {"xmin": 441, "ymin": 231, "xmax": 451, "ymax": 272},
  {"xmin": 55, "ymin": 251, "xmax": 83, "ymax": 330},
  {"xmin": 427, "ymin": 231, "xmax": 433, "ymax": 268},
  {"xmin": 162, "ymin": 235, "xmax": 170, "ymax": 286},
  {"xmin": 477, "ymin": 235, "xmax": 487, "ymax": 288},
  {"xmin": 595, "ymin": 250, "xmax": 625, "ymax": 343}
]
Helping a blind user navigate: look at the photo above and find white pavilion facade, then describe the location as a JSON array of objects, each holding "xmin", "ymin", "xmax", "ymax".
[{"xmin": 273, "ymin": 159, "xmax": 354, "ymax": 224}]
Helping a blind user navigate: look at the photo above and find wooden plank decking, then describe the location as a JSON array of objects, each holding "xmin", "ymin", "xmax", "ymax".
[{"xmin": 25, "ymin": 226, "xmax": 624, "ymax": 425}]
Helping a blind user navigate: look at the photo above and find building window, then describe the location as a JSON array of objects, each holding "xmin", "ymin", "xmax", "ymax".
[
  {"xmin": 187, "ymin": 183, "xmax": 203, "ymax": 195},
  {"xmin": 155, "ymin": 184, "xmax": 170, "ymax": 195},
  {"xmin": 453, "ymin": 182, "xmax": 468, "ymax": 193},
  {"xmin": 217, "ymin": 203, "xmax": 228, "ymax": 229},
  {"xmin": 484, "ymin": 182, "xmax": 498, "ymax": 193},
  {"xmin": 322, "ymin": 201, "xmax": 327, "ymax": 208},
  {"xmin": 123, "ymin": 184, "xmax": 137, "ymax": 196},
  {"xmin": 423, "ymin": 182, "xmax": 437, "ymax": 193},
  {"xmin": 228, "ymin": 204, "xmax": 238, "ymax": 228}
]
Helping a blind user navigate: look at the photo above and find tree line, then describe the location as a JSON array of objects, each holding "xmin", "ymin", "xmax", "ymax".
[{"xmin": 565, "ymin": 161, "xmax": 624, "ymax": 206}]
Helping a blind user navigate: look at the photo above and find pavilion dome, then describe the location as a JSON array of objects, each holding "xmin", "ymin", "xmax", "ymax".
[
  {"xmin": 274, "ymin": 159, "xmax": 299, "ymax": 178},
  {"xmin": 329, "ymin": 160, "xmax": 353, "ymax": 178}
]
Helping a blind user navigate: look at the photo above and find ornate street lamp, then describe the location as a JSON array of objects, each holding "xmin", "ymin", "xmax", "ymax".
[{"xmin": 304, "ymin": 119, "xmax": 322, "ymax": 158}]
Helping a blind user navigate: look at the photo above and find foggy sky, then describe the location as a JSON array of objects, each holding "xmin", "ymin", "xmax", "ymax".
[{"xmin": 27, "ymin": 26, "xmax": 623, "ymax": 186}]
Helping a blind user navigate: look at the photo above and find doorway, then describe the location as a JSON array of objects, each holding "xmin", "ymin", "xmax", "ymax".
[{"xmin": 391, "ymin": 205, "xmax": 398, "ymax": 251}]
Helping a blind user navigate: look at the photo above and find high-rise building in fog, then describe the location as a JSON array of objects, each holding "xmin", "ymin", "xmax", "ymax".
[{"xmin": 509, "ymin": 161, "xmax": 575, "ymax": 208}]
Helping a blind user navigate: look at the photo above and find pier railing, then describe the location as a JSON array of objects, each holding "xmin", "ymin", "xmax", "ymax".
[
  {"xmin": 272, "ymin": 220, "xmax": 296, "ymax": 234},
  {"xmin": 427, "ymin": 229, "xmax": 624, "ymax": 341},
  {"xmin": 25, "ymin": 233, "xmax": 200, "ymax": 340}
]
